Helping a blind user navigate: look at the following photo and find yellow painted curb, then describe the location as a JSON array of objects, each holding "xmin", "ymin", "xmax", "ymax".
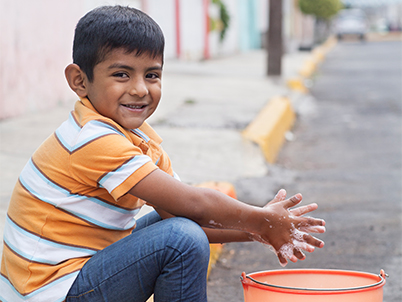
[
  {"xmin": 298, "ymin": 59, "xmax": 317, "ymax": 79},
  {"xmin": 207, "ymin": 243, "xmax": 224, "ymax": 279},
  {"xmin": 295, "ymin": 36, "xmax": 338, "ymax": 83},
  {"xmin": 287, "ymin": 77, "xmax": 308, "ymax": 94},
  {"xmin": 242, "ymin": 96, "xmax": 295, "ymax": 163},
  {"xmin": 322, "ymin": 35, "xmax": 338, "ymax": 51},
  {"xmin": 312, "ymin": 47, "xmax": 325, "ymax": 64},
  {"xmin": 195, "ymin": 181, "xmax": 237, "ymax": 279}
]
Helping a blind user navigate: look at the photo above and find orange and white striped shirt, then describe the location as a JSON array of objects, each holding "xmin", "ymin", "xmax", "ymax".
[{"xmin": 0, "ymin": 98, "xmax": 177, "ymax": 301}]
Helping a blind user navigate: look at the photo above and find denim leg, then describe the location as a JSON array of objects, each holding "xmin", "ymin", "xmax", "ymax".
[
  {"xmin": 66, "ymin": 211, "xmax": 210, "ymax": 302},
  {"xmin": 133, "ymin": 210, "xmax": 162, "ymax": 232}
]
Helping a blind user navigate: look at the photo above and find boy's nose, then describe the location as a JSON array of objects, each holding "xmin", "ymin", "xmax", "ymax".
[{"xmin": 129, "ymin": 79, "xmax": 148, "ymax": 98}]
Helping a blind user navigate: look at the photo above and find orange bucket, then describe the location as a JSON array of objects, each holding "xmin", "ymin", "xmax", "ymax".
[{"xmin": 241, "ymin": 269, "xmax": 387, "ymax": 302}]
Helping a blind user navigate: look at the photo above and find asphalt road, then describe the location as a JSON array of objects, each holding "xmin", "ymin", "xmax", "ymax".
[{"xmin": 207, "ymin": 39, "xmax": 402, "ymax": 301}]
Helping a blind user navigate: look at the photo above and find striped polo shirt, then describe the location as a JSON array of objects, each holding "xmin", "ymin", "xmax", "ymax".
[{"xmin": 0, "ymin": 98, "xmax": 175, "ymax": 301}]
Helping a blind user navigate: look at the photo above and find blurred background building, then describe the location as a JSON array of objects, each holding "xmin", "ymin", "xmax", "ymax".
[{"xmin": 0, "ymin": 0, "xmax": 401, "ymax": 119}]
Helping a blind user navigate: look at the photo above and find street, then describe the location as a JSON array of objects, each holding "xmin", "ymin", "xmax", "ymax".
[{"xmin": 207, "ymin": 39, "xmax": 402, "ymax": 301}]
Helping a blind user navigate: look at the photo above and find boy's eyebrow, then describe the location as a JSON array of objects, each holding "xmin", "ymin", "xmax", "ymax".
[{"xmin": 107, "ymin": 63, "xmax": 162, "ymax": 71}]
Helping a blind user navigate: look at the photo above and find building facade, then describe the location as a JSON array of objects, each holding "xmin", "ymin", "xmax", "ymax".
[{"xmin": 0, "ymin": 0, "xmax": 309, "ymax": 119}]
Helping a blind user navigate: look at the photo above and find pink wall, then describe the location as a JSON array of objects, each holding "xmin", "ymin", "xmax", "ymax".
[{"xmin": 0, "ymin": 0, "xmax": 84, "ymax": 119}]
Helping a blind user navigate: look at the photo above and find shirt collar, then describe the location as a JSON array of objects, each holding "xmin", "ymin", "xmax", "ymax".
[{"xmin": 78, "ymin": 97, "xmax": 163, "ymax": 144}]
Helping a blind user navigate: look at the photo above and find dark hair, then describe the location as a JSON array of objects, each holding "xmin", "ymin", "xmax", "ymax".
[{"xmin": 72, "ymin": 5, "xmax": 165, "ymax": 81}]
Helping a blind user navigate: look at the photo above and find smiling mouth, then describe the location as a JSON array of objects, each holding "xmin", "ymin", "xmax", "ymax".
[{"xmin": 122, "ymin": 104, "xmax": 147, "ymax": 109}]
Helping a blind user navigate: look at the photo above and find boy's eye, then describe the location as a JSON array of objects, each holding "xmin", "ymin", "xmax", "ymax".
[
  {"xmin": 113, "ymin": 72, "xmax": 129, "ymax": 78},
  {"xmin": 146, "ymin": 73, "xmax": 159, "ymax": 79}
]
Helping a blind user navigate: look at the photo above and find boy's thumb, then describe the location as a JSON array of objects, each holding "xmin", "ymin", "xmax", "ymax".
[
  {"xmin": 273, "ymin": 189, "xmax": 287, "ymax": 202},
  {"xmin": 264, "ymin": 189, "xmax": 287, "ymax": 208},
  {"xmin": 284, "ymin": 193, "xmax": 303, "ymax": 208}
]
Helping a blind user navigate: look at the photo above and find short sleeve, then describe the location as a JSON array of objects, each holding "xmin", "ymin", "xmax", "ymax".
[{"xmin": 70, "ymin": 129, "xmax": 157, "ymax": 201}]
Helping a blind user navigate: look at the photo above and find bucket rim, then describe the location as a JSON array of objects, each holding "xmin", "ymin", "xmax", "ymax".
[{"xmin": 241, "ymin": 269, "xmax": 387, "ymax": 294}]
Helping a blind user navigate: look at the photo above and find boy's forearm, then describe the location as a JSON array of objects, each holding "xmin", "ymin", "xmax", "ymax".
[
  {"xmin": 130, "ymin": 169, "xmax": 265, "ymax": 235},
  {"xmin": 194, "ymin": 187, "xmax": 265, "ymax": 235},
  {"xmin": 154, "ymin": 203, "xmax": 254, "ymax": 243},
  {"xmin": 202, "ymin": 227, "xmax": 252, "ymax": 244}
]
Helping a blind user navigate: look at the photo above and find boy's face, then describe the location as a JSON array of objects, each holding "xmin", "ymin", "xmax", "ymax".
[{"xmin": 85, "ymin": 48, "xmax": 163, "ymax": 129}]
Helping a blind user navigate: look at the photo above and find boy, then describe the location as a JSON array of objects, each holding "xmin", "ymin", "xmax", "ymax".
[{"xmin": 0, "ymin": 5, "xmax": 325, "ymax": 302}]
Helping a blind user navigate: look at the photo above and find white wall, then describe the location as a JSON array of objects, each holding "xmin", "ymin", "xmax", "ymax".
[
  {"xmin": 0, "ymin": 0, "xmax": 146, "ymax": 119},
  {"xmin": 180, "ymin": 0, "xmax": 205, "ymax": 60},
  {"xmin": 0, "ymin": 0, "xmax": 84, "ymax": 119},
  {"xmin": 147, "ymin": 0, "xmax": 176, "ymax": 59}
]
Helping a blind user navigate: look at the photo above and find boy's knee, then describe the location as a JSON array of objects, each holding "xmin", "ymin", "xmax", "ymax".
[{"xmin": 168, "ymin": 217, "xmax": 210, "ymax": 259}]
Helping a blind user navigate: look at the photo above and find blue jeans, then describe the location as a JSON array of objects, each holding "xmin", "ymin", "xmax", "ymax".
[{"xmin": 66, "ymin": 211, "xmax": 210, "ymax": 302}]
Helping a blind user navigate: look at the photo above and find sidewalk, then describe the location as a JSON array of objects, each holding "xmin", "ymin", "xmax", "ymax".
[{"xmin": 0, "ymin": 47, "xmax": 319, "ymax": 261}]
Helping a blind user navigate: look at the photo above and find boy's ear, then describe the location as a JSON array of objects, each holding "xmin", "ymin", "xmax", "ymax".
[{"xmin": 65, "ymin": 64, "xmax": 88, "ymax": 98}]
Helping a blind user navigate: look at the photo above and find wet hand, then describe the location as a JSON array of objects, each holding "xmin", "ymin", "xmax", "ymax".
[{"xmin": 252, "ymin": 189, "xmax": 326, "ymax": 267}]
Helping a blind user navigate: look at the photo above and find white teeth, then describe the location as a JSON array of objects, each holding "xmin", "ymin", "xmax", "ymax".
[{"xmin": 124, "ymin": 104, "xmax": 144, "ymax": 109}]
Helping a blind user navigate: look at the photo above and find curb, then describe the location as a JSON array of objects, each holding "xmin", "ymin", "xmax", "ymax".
[
  {"xmin": 287, "ymin": 35, "xmax": 337, "ymax": 94},
  {"xmin": 242, "ymin": 96, "xmax": 296, "ymax": 163},
  {"xmin": 245, "ymin": 36, "xmax": 337, "ymax": 163}
]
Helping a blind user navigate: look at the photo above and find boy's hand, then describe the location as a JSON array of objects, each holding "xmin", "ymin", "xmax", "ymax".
[{"xmin": 250, "ymin": 189, "xmax": 326, "ymax": 267}]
